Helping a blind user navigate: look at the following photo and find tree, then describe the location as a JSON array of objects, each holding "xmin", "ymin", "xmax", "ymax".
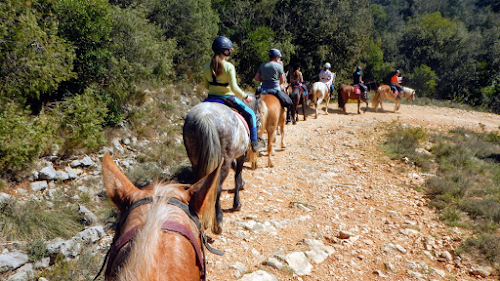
[{"xmin": 0, "ymin": 1, "xmax": 76, "ymax": 107}]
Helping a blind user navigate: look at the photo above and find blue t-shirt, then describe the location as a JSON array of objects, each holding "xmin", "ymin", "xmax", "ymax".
[{"xmin": 353, "ymin": 71, "xmax": 362, "ymax": 85}]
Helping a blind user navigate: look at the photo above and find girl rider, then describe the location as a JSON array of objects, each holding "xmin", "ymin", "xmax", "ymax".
[
  {"xmin": 203, "ymin": 36, "xmax": 264, "ymax": 152},
  {"xmin": 319, "ymin": 62, "xmax": 335, "ymax": 97}
]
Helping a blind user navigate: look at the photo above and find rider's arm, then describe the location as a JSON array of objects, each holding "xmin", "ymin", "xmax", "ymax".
[
  {"xmin": 254, "ymin": 72, "xmax": 262, "ymax": 82},
  {"xmin": 227, "ymin": 63, "xmax": 248, "ymax": 99}
]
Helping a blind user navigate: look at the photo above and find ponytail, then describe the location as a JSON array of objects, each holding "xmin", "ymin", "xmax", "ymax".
[{"xmin": 210, "ymin": 54, "xmax": 224, "ymax": 78}]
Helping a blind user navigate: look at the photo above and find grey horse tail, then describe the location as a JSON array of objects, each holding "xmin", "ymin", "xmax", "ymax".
[{"xmin": 191, "ymin": 116, "xmax": 222, "ymax": 180}]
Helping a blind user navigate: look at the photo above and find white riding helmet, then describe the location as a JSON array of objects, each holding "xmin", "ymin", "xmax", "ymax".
[{"xmin": 324, "ymin": 62, "xmax": 331, "ymax": 69}]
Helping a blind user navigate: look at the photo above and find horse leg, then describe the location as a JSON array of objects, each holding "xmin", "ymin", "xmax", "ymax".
[
  {"xmin": 279, "ymin": 107, "xmax": 286, "ymax": 149},
  {"xmin": 232, "ymin": 154, "xmax": 245, "ymax": 211},
  {"xmin": 213, "ymin": 159, "xmax": 231, "ymax": 234},
  {"xmin": 301, "ymin": 95, "xmax": 307, "ymax": 121},
  {"xmin": 267, "ymin": 126, "xmax": 276, "ymax": 167},
  {"xmin": 395, "ymin": 100, "xmax": 400, "ymax": 112},
  {"xmin": 325, "ymin": 94, "xmax": 330, "ymax": 115},
  {"xmin": 357, "ymin": 98, "xmax": 361, "ymax": 114}
]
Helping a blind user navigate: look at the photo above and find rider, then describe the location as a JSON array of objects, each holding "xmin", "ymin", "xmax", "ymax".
[
  {"xmin": 204, "ymin": 36, "xmax": 264, "ymax": 152},
  {"xmin": 254, "ymin": 48, "xmax": 293, "ymax": 123},
  {"xmin": 319, "ymin": 62, "xmax": 335, "ymax": 98},
  {"xmin": 390, "ymin": 70, "xmax": 403, "ymax": 98},
  {"xmin": 290, "ymin": 62, "xmax": 308, "ymax": 98},
  {"xmin": 353, "ymin": 66, "xmax": 368, "ymax": 100}
]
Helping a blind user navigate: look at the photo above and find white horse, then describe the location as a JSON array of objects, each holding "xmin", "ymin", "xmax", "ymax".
[
  {"xmin": 309, "ymin": 82, "xmax": 330, "ymax": 118},
  {"xmin": 371, "ymin": 85, "xmax": 415, "ymax": 112}
]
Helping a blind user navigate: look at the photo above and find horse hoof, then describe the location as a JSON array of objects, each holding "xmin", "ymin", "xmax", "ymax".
[
  {"xmin": 240, "ymin": 182, "xmax": 245, "ymax": 190},
  {"xmin": 233, "ymin": 203, "xmax": 241, "ymax": 211},
  {"xmin": 213, "ymin": 223, "xmax": 223, "ymax": 235}
]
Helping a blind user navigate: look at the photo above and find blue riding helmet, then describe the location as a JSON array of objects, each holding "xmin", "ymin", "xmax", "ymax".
[
  {"xmin": 269, "ymin": 49, "xmax": 282, "ymax": 59},
  {"xmin": 212, "ymin": 36, "xmax": 234, "ymax": 54}
]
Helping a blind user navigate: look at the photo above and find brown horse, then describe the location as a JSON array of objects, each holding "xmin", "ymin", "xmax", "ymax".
[
  {"xmin": 371, "ymin": 85, "xmax": 415, "ymax": 112},
  {"xmin": 288, "ymin": 82, "xmax": 308, "ymax": 124},
  {"xmin": 101, "ymin": 152, "xmax": 223, "ymax": 281},
  {"xmin": 248, "ymin": 93, "xmax": 285, "ymax": 169},
  {"xmin": 337, "ymin": 84, "xmax": 369, "ymax": 114}
]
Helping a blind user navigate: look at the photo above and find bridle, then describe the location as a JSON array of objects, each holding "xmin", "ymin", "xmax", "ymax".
[{"xmin": 94, "ymin": 196, "xmax": 223, "ymax": 281}]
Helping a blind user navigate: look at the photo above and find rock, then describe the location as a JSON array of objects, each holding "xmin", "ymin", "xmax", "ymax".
[
  {"xmin": 303, "ymin": 239, "xmax": 335, "ymax": 264},
  {"xmin": 384, "ymin": 262, "xmax": 396, "ymax": 272},
  {"xmin": 112, "ymin": 138, "xmax": 124, "ymax": 154},
  {"xmin": 30, "ymin": 181, "xmax": 48, "ymax": 192},
  {"xmin": 228, "ymin": 262, "xmax": 247, "ymax": 274},
  {"xmin": 471, "ymin": 265, "xmax": 493, "ymax": 277},
  {"xmin": 34, "ymin": 257, "xmax": 50, "ymax": 269},
  {"xmin": 373, "ymin": 270, "xmax": 388, "ymax": 277},
  {"xmin": 46, "ymin": 238, "xmax": 80, "ymax": 258},
  {"xmin": 278, "ymin": 251, "xmax": 312, "ymax": 276},
  {"xmin": 7, "ymin": 263, "xmax": 33, "ymax": 281},
  {"xmin": 0, "ymin": 192, "xmax": 13, "ymax": 203},
  {"xmin": 64, "ymin": 167, "xmax": 78, "ymax": 179},
  {"xmin": 0, "ymin": 251, "xmax": 29, "ymax": 272},
  {"xmin": 55, "ymin": 171, "xmax": 70, "ymax": 181},
  {"xmin": 238, "ymin": 270, "xmax": 278, "ymax": 281},
  {"xmin": 439, "ymin": 251, "xmax": 453, "ymax": 262},
  {"xmin": 75, "ymin": 225, "xmax": 105, "ymax": 243},
  {"xmin": 262, "ymin": 257, "xmax": 284, "ymax": 270},
  {"xmin": 70, "ymin": 160, "xmax": 81, "ymax": 168},
  {"xmin": 338, "ymin": 230, "xmax": 355, "ymax": 239},
  {"xmin": 78, "ymin": 205, "xmax": 99, "ymax": 225},
  {"xmin": 39, "ymin": 166, "xmax": 56, "ymax": 180},
  {"xmin": 81, "ymin": 156, "xmax": 95, "ymax": 167}
]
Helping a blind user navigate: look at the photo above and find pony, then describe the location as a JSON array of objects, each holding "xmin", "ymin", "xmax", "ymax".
[
  {"xmin": 337, "ymin": 84, "xmax": 369, "ymax": 114},
  {"xmin": 183, "ymin": 97, "xmax": 258, "ymax": 234},
  {"xmin": 100, "ymin": 152, "xmax": 223, "ymax": 281},
  {"xmin": 371, "ymin": 85, "xmax": 415, "ymax": 112},
  {"xmin": 309, "ymin": 82, "xmax": 330, "ymax": 118},
  {"xmin": 288, "ymin": 82, "xmax": 308, "ymax": 124},
  {"xmin": 365, "ymin": 80, "xmax": 380, "ymax": 93},
  {"xmin": 248, "ymin": 93, "xmax": 285, "ymax": 169}
]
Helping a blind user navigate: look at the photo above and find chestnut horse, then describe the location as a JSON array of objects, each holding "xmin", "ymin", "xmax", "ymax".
[
  {"xmin": 183, "ymin": 97, "xmax": 258, "ymax": 234},
  {"xmin": 337, "ymin": 84, "xmax": 369, "ymax": 114},
  {"xmin": 248, "ymin": 94, "xmax": 285, "ymax": 169},
  {"xmin": 310, "ymin": 82, "xmax": 330, "ymax": 118},
  {"xmin": 371, "ymin": 85, "xmax": 415, "ymax": 112},
  {"xmin": 101, "ymin": 153, "xmax": 223, "ymax": 281}
]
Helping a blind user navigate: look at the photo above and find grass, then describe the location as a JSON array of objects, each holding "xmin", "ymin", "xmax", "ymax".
[
  {"xmin": 383, "ymin": 123, "xmax": 500, "ymax": 265},
  {"xmin": 0, "ymin": 197, "xmax": 83, "ymax": 241}
]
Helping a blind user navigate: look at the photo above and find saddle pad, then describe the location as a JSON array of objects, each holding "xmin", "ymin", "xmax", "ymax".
[{"xmin": 203, "ymin": 100, "xmax": 249, "ymax": 135}]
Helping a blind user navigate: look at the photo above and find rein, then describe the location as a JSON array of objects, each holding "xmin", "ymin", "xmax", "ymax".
[{"xmin": 94, "ymin": 197, "xmax": 223, "ymax": 281}]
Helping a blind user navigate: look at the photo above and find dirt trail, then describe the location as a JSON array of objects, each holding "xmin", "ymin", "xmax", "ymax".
[{"xmin": 205, "ymin": 102, "xmax": 499, "ymax": 281}]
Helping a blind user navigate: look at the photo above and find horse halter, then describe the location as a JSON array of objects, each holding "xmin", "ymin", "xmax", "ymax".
[{"xmin": 95, "ymin": 197, "xmax": 223, "ymax": 281}]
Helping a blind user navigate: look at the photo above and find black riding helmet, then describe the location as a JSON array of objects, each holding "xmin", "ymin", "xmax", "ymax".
[
  {"xmin": 212, "ymin": 36, "xmax": 234, "ymax": 55},
  {"xmin": 356, "ymin": 66, "xmax": 362, "ymax": 71},
  {"xmin": 269, "ymin": 48, "xmax": 282, "ymax": 59}
]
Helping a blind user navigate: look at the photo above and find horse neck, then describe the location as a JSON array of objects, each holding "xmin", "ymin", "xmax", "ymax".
[{"xmin": 118, "ymin": 196, "xmax": 201, "ymax": 281}]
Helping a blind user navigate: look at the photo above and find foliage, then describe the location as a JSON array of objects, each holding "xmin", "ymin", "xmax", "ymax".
[
  {"xmin": 409, "ymin": 64, "xmax": 437, "ymax": 97},
  {"xmin": 26, "ymin": 239, "xmax": 49, "ymax": 262},
  {"xmin": 382, "ymin": 123, "xmax": 432, "ymax": 171},
  {"xmin": 50, "ymin": 88, "xmax": 109, "ymax": 153},
  {"xmin": 0, "ymin": 103, "xmax": 56, "ymax": 178},
  {"xmin": 0, "ymin": 1, "xmax": 76, "ymax": 104},
  {"xmin": 144, "ymin": 0, "xmax": 219, "ymax": 80}
]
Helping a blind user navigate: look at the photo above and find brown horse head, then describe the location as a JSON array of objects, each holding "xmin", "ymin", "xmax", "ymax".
[{"xmin": 102, "ymin": 152, "xmax": 221, "ymax": 281}]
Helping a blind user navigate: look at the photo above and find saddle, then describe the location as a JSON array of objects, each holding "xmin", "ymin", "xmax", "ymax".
[
  {"xmin": 202, "ymin": 98, "xmax": 250, "ymax": 136},
  {"xmin": 353, "ymin": 84, "xmax": 361, "ymax": 95}
]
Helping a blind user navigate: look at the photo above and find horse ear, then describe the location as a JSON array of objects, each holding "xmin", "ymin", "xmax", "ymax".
[
  {"xmin": 102, "ymin": 152, "xmax": 140, "ymax": 211},
  {"xmin": 188, "ymin": 159, "xmax": 223, "ymax": 230}
]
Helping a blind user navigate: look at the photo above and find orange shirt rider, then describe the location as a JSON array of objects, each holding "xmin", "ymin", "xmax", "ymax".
[{"xmin": 390, "ymin": 70, "xmax": 403, "ymax": 96}]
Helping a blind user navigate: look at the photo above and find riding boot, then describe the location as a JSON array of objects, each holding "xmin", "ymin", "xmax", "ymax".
[{"xmin": 251, "ymin": 139, "xmax": 265, "ymax": 152}]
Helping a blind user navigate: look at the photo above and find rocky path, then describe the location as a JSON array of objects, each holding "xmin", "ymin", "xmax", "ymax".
[{"xmin": 205, "ymin": 103, "xmax": 499, "ymax": 281}]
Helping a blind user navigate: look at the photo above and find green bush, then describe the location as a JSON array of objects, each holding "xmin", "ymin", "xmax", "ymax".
[
  {"xmin": 0, "ymin": 104, "xmax": 56, "ymax": 177},
  {"xmin": 51, "ymin": 88, "xmax": 108, "ymax": 153}
]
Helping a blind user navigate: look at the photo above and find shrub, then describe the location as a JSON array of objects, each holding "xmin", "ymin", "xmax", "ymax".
[
  {"xmin": 0, "ymin": 103, "xmax": 56, "ymax": 178},
  {"xmin": 50, "ymin": 88, "xmax": 109, "ymax": 154}
]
